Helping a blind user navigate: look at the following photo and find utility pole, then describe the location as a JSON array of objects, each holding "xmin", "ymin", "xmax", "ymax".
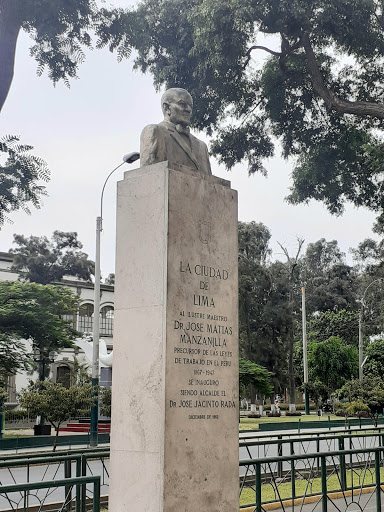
[{"xmin": 302, "ymin": 287, "xmax": 309, "ymax": 414}]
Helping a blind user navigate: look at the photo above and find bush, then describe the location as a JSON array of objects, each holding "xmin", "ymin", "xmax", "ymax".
[
  {"xmin": 247, "ymin": 413, "xmax": 261, "ymax": 418},
  {"xmin": 267, "ymin": 411, "xmax": 281, "ymax": 417},
  {"xmin": 285, "ymin": 411, "xmax": 302, "ymax": 416}
]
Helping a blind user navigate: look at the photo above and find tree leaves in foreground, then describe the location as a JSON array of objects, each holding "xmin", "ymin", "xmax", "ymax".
[
  {"xmin": 10, "ymin": 231, "xmax": 95, "ymax": 284},
  {"xmin": 131, "ymin": 0, "xmax": 384, "ymax": 214},
  {"xmin": 0, "ymin": 135, "xmax": 49, "ymax": 227},
  {"xmin": 0, "ymin": 0, "xmax": 135, "ymax": 112},
  {"xmin": 19, "ymin": 381, "xmax": 93, "ymax": 450}
]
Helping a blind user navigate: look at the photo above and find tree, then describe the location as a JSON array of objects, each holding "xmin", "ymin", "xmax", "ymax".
[
  {"xmin": 100, "ymin": 386, "xmax": 112, "ymax": 418},
  {"xmin": 308, "ymin": 336, "xmax": 358, "ymax": 392},
  {"xmin": 300, "ymin": 239, "xmax": 358, "ymax": 313},
  {"xmin": 10, "ymin": 231, "xmax": 95, "ymax": 284},
  {"xmin": 132, "ymin": 0, "xmax": 384, "ymax": 214},
  {"xmin": 0, "ymin": 0, "xmax": 135, "ymax": 112},
  {"xmin": 0, "ymin": 281, "xmax": 80, "ymax": 380},
  {"xmin": 364, "ymin": 339, "xmax": 384, "ymax": 378},
  {"xmin": 238, "ymin": 222, "xmax": 289, "ymax": 394},
  {"xmin": 19, "ymin": 381, "xmax": 93, "ymax": 450},
  {"xmin": 338, "ymin": 376, "xmax": 384, "ymax": 426},
  {"xmin": 239, "ymin": 358, "xmax": 273, "ymax": 397},
  {"xmin": 307, "ymin": 310, "xmax": 359, "ymax": 346},
  {"xmin": 0, "ymin": 135, "xmax": 49, "ymax": 227}
]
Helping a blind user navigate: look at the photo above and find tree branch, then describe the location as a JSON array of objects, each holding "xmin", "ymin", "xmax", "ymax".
[
  {"xmin": 302, "ymin": 32, "xmax": 384, "ymax": 120},
  {"xmin": 243, "ymin": 45, "xmax": 281, "ymax": 68}
]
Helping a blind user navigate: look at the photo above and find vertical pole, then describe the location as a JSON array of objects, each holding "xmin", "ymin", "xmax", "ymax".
[
  {"xmin": 64, "ymin": 459, "xmax": 72, "ymax": 511},
  {"xmin": 302, "ymin": 287, "xmax": 310, "ymax": 415},
  {"xmin": 255, "ymin": 463, "xmax": 262, "ymax": 512},
  {"xmin": 90, "ymin": 216, "xmax": 102, "ymax": 447},
  {"xmin": 338, "ymin": 437, "xmax": 346, "ymax": 491},
  {"xmin": 358, "ymin": 308, "xmax": 363, "ymax": 381},
  {"xmin": 375, "ymin": 450, "xmax": 381, "ymax": 512},
  {"xmin": 277, "ymin": 435, "xmax": 283, "ymax": 478},
  {"xmin": 321, "ymin": 456, "xmax": 327, "ymax": 512},
  {"xmin": 93, "ymin": 478, "xmax": 101, "ymax": 512}
]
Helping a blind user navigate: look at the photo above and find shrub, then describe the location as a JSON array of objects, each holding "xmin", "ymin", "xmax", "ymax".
[{"xmin": 285, "ymin": 411, "xmax": 302, "ymax": 416}]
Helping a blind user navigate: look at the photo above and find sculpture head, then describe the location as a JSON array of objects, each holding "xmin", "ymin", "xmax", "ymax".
[{"xmin": 162, "ymin": 88, "xmax": 193, "ymax": 127}]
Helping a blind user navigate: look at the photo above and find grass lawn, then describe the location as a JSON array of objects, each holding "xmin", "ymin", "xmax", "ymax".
[
  {"xmin": 240, "ymin": 467, "xmax": 383, "ymax": 506},
  {"xmin": 239, "ymin": 414, "xmax": 342, "ymax": 430}
]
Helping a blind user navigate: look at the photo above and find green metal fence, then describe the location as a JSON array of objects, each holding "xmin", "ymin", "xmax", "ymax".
[
  {"xmin": 240, "ymin": 446, "xmax": 384, "ymax": 512},
  {"xmin": 0, "ymin": 475, "xmax": 100, "ymax": 512}
]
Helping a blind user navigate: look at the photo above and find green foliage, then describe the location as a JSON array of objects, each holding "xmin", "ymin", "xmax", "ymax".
[
  {"xmin": 300, "ymin": 240, "xmax": 358, "ymax": 314},
  {"xmin": 238, "ymin": 222, "xmax": 290, "ymax": 392},
  {"xmin": 364, "ymin": 339, "xmax": 384, "ymax": 378},
  {"xmin": 132, "ymin": 0, "xmax": 384, "ymax": 214},
  {"xmin": 0, "ymin": 281, "xmax": 80, "ymax": 378},
  {"xmin": 239, "ymin": 358, "xmax": 273, "ymax": 396},
  {"xmin": 0, "ymin": 135, "xmax": 49, "ymax": 226},
  {"xmin": 304, "ymin": 380, "xmax": 330, "ymax": 408},
  {"xmin": 0, "ymin": 0, "xmax": 136, "ymax": 110},
  {"xmin": 10, "ymin": 231, "xmax": 95, "ymax": 284},
  {"xmin": 19, "ymin": 380, "xmax": 93, "ymax": 449},
  {"xmin": 338, "ymin": 376, "xmax": 384, "ymax": 425},
  {"xmin": 342, "ymin": 400, "xmax": 370, "ymax": 417},
  {"xmin": 99, "ymin": 387, "xmax": 111, "ymax": 418},
  {"xmin": 0, "ymin": 334, "xmax": 29, "ymax": 382},
  {"xmin": 308, "ymin": 336, "xmax": 358, "ymax": 392},
  {"xmin": 308, "ymin": 310, "xmax": 359, "ymax": 346}
]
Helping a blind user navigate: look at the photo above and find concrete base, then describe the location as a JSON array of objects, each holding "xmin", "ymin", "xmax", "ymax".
[{"xmin": 109, "ymin": 162, "xmax": 239, "ymax": 511}]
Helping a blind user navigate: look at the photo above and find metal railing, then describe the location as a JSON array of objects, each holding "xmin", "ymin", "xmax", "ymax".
[
  {"xmin": 0, "ymin": 450, "xmax": 108, "ymax": 512},
  {"xmin": 240, "ymin": 446, "xmax": 384, "ymax": 512},
  {"xmin": 0, "ymin": 475, "xmax": 100, "ymax": 512}
]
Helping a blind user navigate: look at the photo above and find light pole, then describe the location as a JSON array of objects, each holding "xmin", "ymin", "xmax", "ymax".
[
  {"xmin": 90, "ymin": 152, "xmax": 140, "ymax": 447},
  {"xmin": 301, "ymin": 286, "xmax": 310, "ymax": 414},
  {"xmin": 358, "ymin": 278, "xmax": 384, "ymax": 382}
]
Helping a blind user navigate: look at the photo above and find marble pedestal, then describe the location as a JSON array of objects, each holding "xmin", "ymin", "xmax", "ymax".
[{"xmin": 109, "ymin": 162, "xmax": 239, "ymax": 512}]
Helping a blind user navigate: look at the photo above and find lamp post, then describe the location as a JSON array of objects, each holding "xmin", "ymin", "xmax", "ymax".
[
  {"xmin": 301, "ymin": 286, "xmax": 310, "ymax": 415},
  {"xmin": 90, "ymin": 152, "xmax": 140, "ymax": 447},
  {"xmin": 358, "ymin": 278, "xmax": 384, "ymax": 382}
]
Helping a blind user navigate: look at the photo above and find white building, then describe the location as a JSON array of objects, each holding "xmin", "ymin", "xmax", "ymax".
[{"xmin": 0, "ymin": 251, "xmax": 114, "ymax": 405}]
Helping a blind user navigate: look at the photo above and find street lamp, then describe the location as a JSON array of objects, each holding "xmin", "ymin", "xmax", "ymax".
[
  {"xmin": 358, "ymin": 278, "xmax": 384, "ymax": 381},
  {"xmin": 90, "ymin": 152, "xmax": 140, "ymax": 447},
  {"xmin": 301, "ymin": 286, "xmax": 310, "ymax": 415}
]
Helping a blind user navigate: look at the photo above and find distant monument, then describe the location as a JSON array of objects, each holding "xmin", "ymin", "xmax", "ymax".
[
  {"xmin": 109, "ymin": 88, "xmax": 239, "ymax": 511},
  {"xmin": 140, "ymin": 88, "xmax": 212, "ymax": 176}
]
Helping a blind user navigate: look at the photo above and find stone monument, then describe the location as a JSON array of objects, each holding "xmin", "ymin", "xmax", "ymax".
[{"xmin": 109, "ymin": 88, "xmax": 239, "ymax": 511}]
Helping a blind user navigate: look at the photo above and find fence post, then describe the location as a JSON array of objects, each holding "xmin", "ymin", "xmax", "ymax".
[
  {"xmin": 338, "ymin": 437, "xmax": 347, "ymax": 491},
  {"xmin": 277, "ymin": 435, "xmax": 283, "ymax": 478},
  {"xmin": 64, "ymin": 459, "xmax": 72, "ymax": 511},
  {"xmin": 321, "ymin": 456, "xmax": 327, "ymax": 512},
  {"xmin": 316, "ymin": 433, "xmax": 320, "ymax": 473},
  {"xmin": 81, "ymin": 455, "xmax": 87, "ymax": 512},
  {"xmin": 255, "ymin": 462, "xmax": 262, "ymax": 512},
  {"xmin": 75, "ymin": 457, "xmax": 81, "ymax": 512},
  {"xmin": 92, "ymin": 477, "xmax": 101, "ymax": 512},
  {"xmin": 291, "ymin": 458, "xmax": 296, "ymax": 511},
  {"xmin": 375, "ymin": 450, "xmax": 381, "ymax": 512}
]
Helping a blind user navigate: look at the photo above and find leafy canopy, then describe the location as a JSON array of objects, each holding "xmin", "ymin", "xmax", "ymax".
[
  {"xmin": 10, "ymin": 231, "xmax": 95, "ymax": 284},
  {"xmin": 131, "ymin": 0, "xmax": 384, "ymax": 214},
  {"xmin": 0, "ymin": 135, "xmax": 49, "ymax": 227},
  {"xmin": 0, "ymin": 281, "xmax": 79, "ymax": 357},
  {"xmin": 239, "ymin": 358, "xmax": 273, "ymax": 396}
]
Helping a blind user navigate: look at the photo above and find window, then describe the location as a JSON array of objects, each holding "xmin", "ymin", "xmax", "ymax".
[
  {"xmin": 100, "ymin": 306, "xmax": 114, "ymax": 336},
  {"xmin": 78, "ymin": 303, "xmax": 94, "ymax": 333}
]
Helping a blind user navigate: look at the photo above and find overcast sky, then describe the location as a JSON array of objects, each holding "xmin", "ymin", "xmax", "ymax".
[{"xmin": 0, "ymin": 1, "xmax": 379, "ymax": 278}]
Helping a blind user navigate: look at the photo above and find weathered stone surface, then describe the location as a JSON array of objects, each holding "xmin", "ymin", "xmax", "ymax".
[{"xmin": 109, "ymin": 161, "xmax": 238, "ymax": 511}]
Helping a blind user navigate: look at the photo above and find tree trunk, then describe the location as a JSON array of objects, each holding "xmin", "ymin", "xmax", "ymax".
[{"xmin": 0, "ymin": 1, "xmax": 22, "ymax": 112}]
